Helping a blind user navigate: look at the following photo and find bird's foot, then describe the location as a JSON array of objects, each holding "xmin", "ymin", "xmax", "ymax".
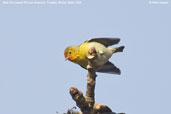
[
  {"xmin": 87, "ymin": 64, "xmax": 92, "ymax": 69},
  {"xmin": 87, "ymin": 47, "xmax": 97, "ymax": 60}
]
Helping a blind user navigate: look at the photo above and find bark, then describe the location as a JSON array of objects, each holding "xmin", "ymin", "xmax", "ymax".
[{"xmin": 68, "ymin": 47, "xmax": 125, "ymax": 114}]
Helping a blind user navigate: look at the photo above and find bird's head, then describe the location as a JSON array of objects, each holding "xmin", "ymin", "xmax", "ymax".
[{"xmin": 64, "ymin": 46, "xmax": 79, "ymax": 62}]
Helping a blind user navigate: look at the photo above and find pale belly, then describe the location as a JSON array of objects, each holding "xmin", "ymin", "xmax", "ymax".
[{"xmin": 78, "ymin": 42, "xmax": 113, "ymax": 69}]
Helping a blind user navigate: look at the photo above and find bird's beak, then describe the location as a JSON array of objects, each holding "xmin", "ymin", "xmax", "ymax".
[{"xmin": 65, "ymin": 56, "xmax": 69, "ymax": 61}]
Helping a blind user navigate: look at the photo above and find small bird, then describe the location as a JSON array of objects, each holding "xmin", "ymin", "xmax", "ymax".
[{"xmin": 64, "ymin": 38, "xmax": 124, "ymax": 74}]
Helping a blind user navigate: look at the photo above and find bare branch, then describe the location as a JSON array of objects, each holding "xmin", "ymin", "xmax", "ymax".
[{"xmin": 68, "ymin": 47, "xmax": 125, "ymax": 114}]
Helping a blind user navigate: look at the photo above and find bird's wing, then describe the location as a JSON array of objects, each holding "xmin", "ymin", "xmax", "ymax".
[
  {"xmin": 87, "ymin": 38, "xmax": 120, "ymax": 47},
  {"xmin": 97, "ymin": 61, "xmax": 121, "ymax": 74}
]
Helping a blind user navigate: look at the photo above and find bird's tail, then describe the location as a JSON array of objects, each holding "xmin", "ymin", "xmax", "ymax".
[{"xmin": 111, "ymin": 46, "xmax": 125, "ymax": 53}]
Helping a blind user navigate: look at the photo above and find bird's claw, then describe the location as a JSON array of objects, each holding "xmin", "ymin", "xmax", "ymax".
[
  {"xmin": 87, "ymin": 47, "xmax": 98, "ymax": 70},
  {"xmin": 87, "ymin": 64, "xmax": 92, "ymax": 70},
  {"xmin": 87, "ymin": 47, "xmax": 97, "ymax": 60},
  {"xmin": 87, "ymin": 55, "xmax": 95, "ymax": 59}
]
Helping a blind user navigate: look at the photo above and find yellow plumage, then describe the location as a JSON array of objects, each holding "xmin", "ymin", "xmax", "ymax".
[{"xmin": 64, "ymin": 38, "xmax": 124, "ymax": 74}]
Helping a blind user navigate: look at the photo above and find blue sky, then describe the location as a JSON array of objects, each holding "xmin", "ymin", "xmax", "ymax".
[{"xmin": 0, "ymin": 0, "xmax": 171, "ymax": 114}]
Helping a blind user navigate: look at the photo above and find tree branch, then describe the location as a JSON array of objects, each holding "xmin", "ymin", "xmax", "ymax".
[
  {"xmin": 68, "ymin": 47, "xmax": 125, "ymax": 114},
  {"xmin": 85, "ymin": 68, "xmax": 96, "ymax": 108}
]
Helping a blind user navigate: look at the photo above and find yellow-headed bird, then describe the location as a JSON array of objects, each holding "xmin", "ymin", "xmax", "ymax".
[{"xmin": 64, "ymin": 38, "xmax": 124, "ymax": 74}]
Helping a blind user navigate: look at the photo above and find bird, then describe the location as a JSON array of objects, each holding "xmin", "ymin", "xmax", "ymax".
[{"xmin": 64, "ymin": 38, "xmax": 124, "ymax": 74}]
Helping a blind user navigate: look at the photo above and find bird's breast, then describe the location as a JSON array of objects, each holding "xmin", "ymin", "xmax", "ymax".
[{"xmin": 77, "ymin": 42, "xmax": 112, "ymax": 69}]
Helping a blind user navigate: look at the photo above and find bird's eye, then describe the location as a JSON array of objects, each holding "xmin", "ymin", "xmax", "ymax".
[{"xmin": 69, "ymin": 51, "xmax": 72, "ymax": 54}]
